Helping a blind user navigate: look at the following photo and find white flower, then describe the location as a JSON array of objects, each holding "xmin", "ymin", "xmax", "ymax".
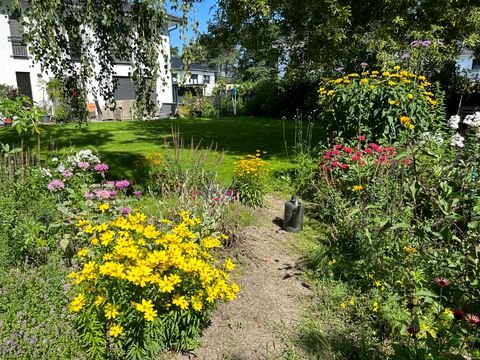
[
  {"xmin": 56, "ymin": 163, "xmax": 66, "ymax": 173},
  {"xmin": 450, "ymin": 133, "xmax": 465, "ymax": 148},
  {"xmin": 448, "ymin": 115, "xmax": 460, "ymax": 129},
  {"xmin": 40, "ymin": 168, "xmax": 52, "ymax": 178},
  {"xmin": 51, "ymin": 157, "xmax": 59, "ymax": 163}
]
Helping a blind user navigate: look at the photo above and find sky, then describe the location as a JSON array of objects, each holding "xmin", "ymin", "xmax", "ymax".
[{"xmin": 167, "ymin": 0, "xmax": 217, "ymax": 52}]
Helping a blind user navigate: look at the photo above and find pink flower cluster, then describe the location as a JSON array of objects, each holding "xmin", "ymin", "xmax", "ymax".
[
  {"xmin": 47, "ymin": 179, "xmax": 65, "ymax": 192},
  {"xmin": 93, "ymin": 163, "xmax": 109, "ymax": 173},
  {"xmin": 77, "ymin": 161, "xmax": 90, "ymax": 170},
  {"xmin": 319, "ymin": 137, "xmax": 407, "ymax": 171},
  {"xmin": 93, "ymin": 189, "xmax": 117, "ymax": 199},
  {"xmin": 115, "ymin": 180, "xmax": 130, "ymax": 189}
]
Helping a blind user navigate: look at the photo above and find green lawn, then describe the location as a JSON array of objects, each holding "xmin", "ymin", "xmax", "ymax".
[{"xmin": 0, "ymin": 117, "xmax": 323, "ymax": 182}]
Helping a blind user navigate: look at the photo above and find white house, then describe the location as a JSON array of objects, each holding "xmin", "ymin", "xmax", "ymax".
[
  {"xmin": 457, "ymin": 49, "xmax": 480, "ymax": 80},
  {"xmin": 171, "ymin": 57, "xmax": 216, "ymax": 103},
  {"xmin": 0, "ymin": 6, "xmax": 181, "ymax": 119}
]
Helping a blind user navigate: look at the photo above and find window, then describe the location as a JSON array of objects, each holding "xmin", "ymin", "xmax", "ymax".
[
  {"xmin": 203, "ymin": 75, "xmax": 210, "ymax": 84},
  {"xmin": 172, "ymin": 73, "xmax": 178, "ymax": 82},
  {"xmin": 16, "ymin": 72, "xmax": 33, "ymax": 100},
  {"xmin": 113, "ymin": 76, "xmax": 136, "ymax": 100},
  {"xmin": 190, "ymin": 74, "xmax": 198, "ymax": 84},
  {"xmin": 473, "ymin": 59, "xmax": 480, "ymax": 71}
]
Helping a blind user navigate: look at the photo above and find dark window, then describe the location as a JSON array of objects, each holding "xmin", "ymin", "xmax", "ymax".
[
  {"xmin": 9, "ymin": 12, "xmax": 28, "ymax": 58},
  {"xmin": 113, "ymin": 77, "xmax": 136, "ymax": 100},
  {"xmin": 190, "ymin": 74, "xmax": 198, "ymax": 84},
  {"xmin": 16, "ymin": 72, "xmax": 33, "ymax": 100},
  {"xmin": 203, "ymin": 75, "xmax": 210, "ymax": 84},
  {"xmin": 473, "ymin": 59, "xmax": 480, "ymax": 70}
]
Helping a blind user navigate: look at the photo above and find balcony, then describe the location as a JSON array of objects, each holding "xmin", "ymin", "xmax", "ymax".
[{"xmin": 10, "ymin": 37, "xmax": 28, "ymax": 58}]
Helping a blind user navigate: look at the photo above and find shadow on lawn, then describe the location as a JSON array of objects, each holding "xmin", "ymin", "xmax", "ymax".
[{"xmin": 126, "ymin": 117, "xmax": 322, "ymax": 159}]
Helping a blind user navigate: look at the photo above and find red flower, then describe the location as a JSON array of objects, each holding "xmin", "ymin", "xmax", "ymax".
[
  {"xmin": 334, "ymin": 144, "xmax": 343, "ymax": 149},
  {"xmin": 355, "ymin": 151, "xmax": 363, "ymax": 156},
  {"xmin": 331, "ymin": 161, "xmax": 339, "ymax": 167},
  {"xmin": 357, "ymin": 135, "xmax": 366, "ymax": 141},
  {"xmin": 333, "ymin": 150, "xmax": 341, "ymax": 155},
  {"xmin": 404, "ymin": 159, "xmax": 411, "ymax": 165},
  {"xmin": 434, "ymin": 278, "xmax": 451, "ymax": 287},
  {"xmin": 365, "ymin": 148, "xmax": 372, "ymax": 154},
  {"xmin": 452, "ymin": 309, "xmax": 464, "ymax": 320},
  {"xmin": 465, "ymin": 314, "xmax": 480, "ymax": 325},
  {"xmin": 379, "ymin": 155, "xmax": 388, "ymax": 163},
  {"xmin": 406, "ymin": 324, "xmax": 419, "ymax": 334},
  {"xmin": 324, "ymin": 155, "xmax": 331, "ymax": 160},
  {"xmin": 340, "ymin": 164, "xmax": 348, "ymax": 170},
  {"xmin": 351, "ymin": 156, "xmax": 360, "ymax": 162},
  {"xmin": 369, "ymin": 143, "xmax": 381, "ymax": 152},
  {"xmin": 343, "ymin": 147, "xmax": 353, "ymax": 154}
]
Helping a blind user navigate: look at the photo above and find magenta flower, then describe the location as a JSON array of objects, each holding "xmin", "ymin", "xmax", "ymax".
[
  {"xmin": 465, "ymin": 314, "xmax": 480, "ymax": 325},
  {"xmin": 357, "ymin": 135, "xmax": 366, "ymax": 141},
  {"xmin": 120, "ymin": 207, "xmax": 131, "ymax": 215},
  {"xmin": 94, "ymin": 163, "xmax": 109, "ymax": 172},
  {"xmin": 434, "ymin": 277, "xmax": 451, "ymax": 287},
  {"xmin": 133, "ymin": 190, "xmax": 143, "ymax": 197},
  {"xmin": 61, "ymin": 170, "xmax": 73, "ymax": 178},
  {"xmin": 47, "ymin": 179, "xmax": 65, "ymax": 192},
  {"xmin": 94, "ymin": 189, "xmax": 113, "ymax": 199},
  {"xmin": 115, "ymin": 180, "xmax": 130, "ymax": 189},
  {"xmin": 77, "ymin": 161, "xmax": 89, "ymax": 170}
]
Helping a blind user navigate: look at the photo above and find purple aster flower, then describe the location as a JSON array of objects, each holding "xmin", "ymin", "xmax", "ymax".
[
  {"xmin": 410, "ymin": 40, "xmax": 421, "ymax": 47},
  {"xmin": 422, "ymin": 40, "xmax": 432, "ymax": 47},
  {"xmin": 77, "ymin": 161, "xmax": 89, "ymax": 170},
  {"xmin": 335, "ymin": 67, "xmax": 344, "ymax": 73},
  {"xmin": 120, "ymin": 207, "xmax": 131, "ymax": 215},
  {"xmin": 93, "ymin": 163, "xmax": 109, "ymax": 172},
  {"xmin": 61, "ymin": 170, "xmax": 73, "ymax": 178},
  {"xmin": 108, "ymin": 190, "xmax": 117, "ymax": 198},
  {"xmin": 115, "ymin": 180, "xmax": 130, "ymax": 189},
  {"xmin": 84, "ymin": 192, "xmax": 94, "ymax": 199},
  {"xmin": 133, "ymin": 190, "xmax": 143, "ymax": 197},
  {"xmin": 401, "ymin": 52, "xmax": 410, "ymax": 60},
  {"xmin": 47, "ymin": 179, "xmax": 65, "ymax": 192}
]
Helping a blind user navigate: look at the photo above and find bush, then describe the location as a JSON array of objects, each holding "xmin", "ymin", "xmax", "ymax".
[
  {"xmin": 232, "ymin": 151, "xmax": 269, "ymax": 207},
  {"xmin": 68, "ymin": 208, "xmax": 239, "ymax": 358},
  {"xmin": 318, "ymin": 67, "xmax": 446, "ymax": 141}
]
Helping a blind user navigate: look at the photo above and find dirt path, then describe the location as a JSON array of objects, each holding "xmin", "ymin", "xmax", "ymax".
[{"xmin": 168, "ymin": 195, "xmax": 310, "ymax": 360}]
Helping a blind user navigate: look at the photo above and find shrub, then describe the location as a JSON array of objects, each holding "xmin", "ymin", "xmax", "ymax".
[
  {"xmin": 318, "ymin": 67, "xmax": 446, "ymax": 140},
  {"xmin": 68, "ymin": 208, "xmax": 239, "ymax": 358},
  {"xmin": 232, "ymin": 151, "xmax": 269, "ymax": 207}
]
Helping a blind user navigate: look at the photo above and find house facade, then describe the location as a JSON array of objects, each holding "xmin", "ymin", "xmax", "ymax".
[
  {"xmin": 171, "ymin": 57, "xmax": 216, "ymax": 104},
  {"xmin": 457, "ymin": 49, "xmax": 480, "ymax": 80},
  {"xmin": 0, "ymin": 6, "xmax": 180, "ymax": 119}
]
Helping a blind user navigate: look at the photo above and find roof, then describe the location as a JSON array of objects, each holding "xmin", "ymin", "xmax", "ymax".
[{"xmin": 171, "ymin": 57, "xmax": 216, "ymax": 73}]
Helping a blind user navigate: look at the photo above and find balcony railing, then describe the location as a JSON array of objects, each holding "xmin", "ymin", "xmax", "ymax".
[{"xmin": 10, "ymin": 37, "xmax": 28, "ymax": 58}]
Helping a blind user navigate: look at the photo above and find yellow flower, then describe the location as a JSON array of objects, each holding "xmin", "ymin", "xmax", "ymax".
[
  {"xmin": 349, "ymin": 297, "xmax": 355, "ymax": 305},
  {"xmin": 426, "ymin": 97, "xmax": 437, "ymax": 106},
  {"xmin": 393, "ymin": 65, "xmax": 400, "ymax": 71},
  {"xmin": 77, "ymin": 248, "xmax": 88, "ymax": 257},
  {"xmin": 400, "ymin": 116, "xmax": 411, "ymax": 126},
  {"xmin": 172, "ymin": 294, "xmax": 189, "ymax": 310},
  {"xmin": 371, "ymin": 70, "xmax": 379, "ymax": 75},
  {"xmin": 373, "ymin": 301, "xmax": 379, "ymax": 312},
  {"xmin": 341, "ymin": 302, "xmax": 347, "ymax": 309},
  {"xmin": 327, "ymin": 90, "xmax": 334, "ymax": 96},
  {"xmin": 404, "ymin": 246, "xmax": 417, "ymax": 253},
  {"xmin": 388, "ymin": 81, "xmax": 396, "ymax": 86},
  {"xmin": 109, "ymin": 324, "xmax": 123, "ymax": 338},
  {"xmin": 224, "ymin": 258, "xmax": 235, "ymax": 271},
  {"xmin": 104, "ymin": 303, "xmax": 119, "ymax": 320},
  {"xmin": 334, "ymin": 78, "xmax": 343, "ymax": 84},
  {"xmin": 99, "ymin": 203, "xmax": 110, "ymax": 213},
  {"xmin": 353, "ymin": 185, "xmax": 363, "ymax": 191},
  {"xmin": 94, "ymin": 295, "xmax": 105, "ymax": 307},
  {"xmin": 70, "ymin": 293, "xmax": 86, "ymax": 313},
  {"xmin": 360, "ymin": 78, "xmax": 368, "ymax": 85},
  {"xmin": 418, "ymin": 75, "xmax": 426, "ymax": 81},
  {"xmin": 389, "ymin": 100, "xmax": 396, "ymax": 105},
  {"xmin": 328, "ymin": 259, "xmax": 336, "ymax": 266},
  {"xmin": 134, "ymin": 298, "xmax": 158, "ymax": 321},
  {"xmin": 409, "ymin": 124, "xmax": 415, "ymax": 130},
  {"xmin": 407, "ymin": 93, "xmax": 413, "ymax": 100}
]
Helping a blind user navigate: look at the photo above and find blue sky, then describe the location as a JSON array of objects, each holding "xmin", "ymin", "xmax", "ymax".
[{"xmin": 167, "ymin": 0, "xmax": 217, "ymax": 52}]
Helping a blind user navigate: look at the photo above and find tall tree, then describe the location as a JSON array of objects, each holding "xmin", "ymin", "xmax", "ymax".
[
  {"xmin": 3, "ymin": 0, "xmax": 200, "ymax": 113},
  {"xmin": 206, "ymin": 0, "xmax": 480, "ymax": 82}
]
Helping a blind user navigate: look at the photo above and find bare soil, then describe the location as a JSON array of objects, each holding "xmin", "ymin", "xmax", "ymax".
[{"xmin": 166, "ymin": 195, "xmax": 311, "ymax": 360}]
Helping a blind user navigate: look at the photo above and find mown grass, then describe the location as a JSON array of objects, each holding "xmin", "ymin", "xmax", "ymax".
[{"xmin": 0, "ymin": 117, "xmax": 323, "ymax": 183}]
